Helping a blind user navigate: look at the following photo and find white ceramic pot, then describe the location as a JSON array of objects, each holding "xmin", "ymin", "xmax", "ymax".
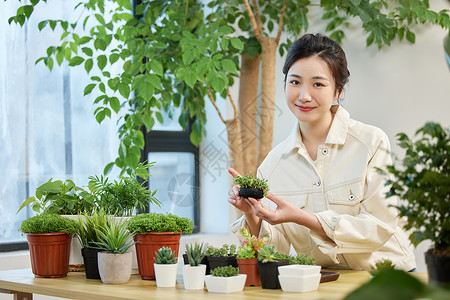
[
  {"xmin": 278, "ymin": 265, "xmax": 321, "ymax": 276},
  {"xmin": 98, "ymin": 251, "xmax": 132, "ymax": 284},
  {"xmin": 278, "ymin": 273, "xmax": 321, "ymax": 293},
  {"xmin": 205, "ymin": 274, "xmax": 247, "ymax": 293},
  {"xmin": 154, "ymin": 263, "xmax": 178, "ymax": 287},
  {"xmin": 182, "ymin": 264, "xmax": 206, "ymax": 290}
]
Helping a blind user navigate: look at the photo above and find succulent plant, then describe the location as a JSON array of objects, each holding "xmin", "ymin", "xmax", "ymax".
[
  {"xmin": 206, "ymin": 244, "xmax": 237, "ymax": 257},
  {"xmin": 211, "ymin": 265, "xmax": 239, "ymax": 277},
  {"xmin": 154, "ymin": 246, "xmax": 177, "ymax": 264},
  {"xmin": 186, "ymin": 242, "xmax": 207, "ymax": 266},
  {"xmin": 369, "ymin": 259, "xmax": 397, "ymax": 276}
]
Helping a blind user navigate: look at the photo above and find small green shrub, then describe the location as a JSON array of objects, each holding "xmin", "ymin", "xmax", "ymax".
[
  {"xmin": 154, "ymin": 246, "xmax": 177, "ymax": 264},
  {"xmin": 20, "ymin": 213, "xmax": 78, "ymax": 234},
  {"xmin": 205, "ymin": 244, "xmax": 236, "ymax": 257},
  {"xmin": 127, "ymin": 213, "xmax": 194, "ymax": 234},
  {"xmin": 186, "ymin": 242, "xmax": 207, "ymax": 266},
  {"xmin": 233, "ymin": 174, "xmax": 269, "ymax": 196},
  {"xmin": 211, "ymin": 265, "xmax": 239, "ymax": 277}
]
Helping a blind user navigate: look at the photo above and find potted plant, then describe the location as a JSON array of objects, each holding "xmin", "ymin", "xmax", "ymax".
[
  {"xmin": 183, "ymin": 242, "xmax": 207, "ymax": 290},
  {"xmin": 236, "ymin": 228, "xmax": 268, "ymax": 286},
  {"xmin": 278, "ymin": 253, "xmax": 321, "ymax": 293},
  {"xmin": 256, "ymin": 244, "xmax": 289, "ymax": 289},
  {"xmin": 76, "ymin": 209, "xmax": 111, "ymax": 279},
  {"xmin": 20, "ymin": 213, "xmax": 78, "ymax": 278},
  {"xmin": 154, "ymin": 246, "xmax": 178, "ymax": 287},
  {"xmin": 205, "ymin": 244, "xmax": 238, "ymax": 272},
  {"xmin": 127, "ymin": 212, "xmax": 194, "ymax": 280},
  {"xmin": 369, "ymin": 259, "xmax": 397, "ymax": 278},
  {"xmin": 96, "ymin": 218, "xmax": 136, "ymax": 284},
  {"xmin": 378, "ymin": 122, "xmax": 450, "ymax": 285},
  {"xmin": 205, "ymin": 265, "xmax": 247, "ymax": 293},
  {"xmin": 233, "ymin": 173, "xmax": 269, "ymax": 199}
]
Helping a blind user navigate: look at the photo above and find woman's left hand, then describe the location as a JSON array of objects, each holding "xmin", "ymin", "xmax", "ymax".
[{"xmin": 245, "ymin": 192, "xmax": 302, "ymax": 225}]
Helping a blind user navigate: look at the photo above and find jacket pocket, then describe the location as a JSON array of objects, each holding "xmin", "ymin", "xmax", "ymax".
[
  {"xmin": 326, "ymin": 180, "xmax": 364, "ymax": 215},
  {"xmin": 270, "ymin": 192, "xmax": 308, "ymax": 210}
]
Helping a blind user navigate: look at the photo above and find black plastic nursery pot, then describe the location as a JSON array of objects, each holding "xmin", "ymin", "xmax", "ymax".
[
  {"xmin": 257, "ymin": 259, "xmax": 289, "ymax": 289},
  {"xmin": 207, "ymin": 255, "xmax": 239, "ymax": 272},
  {"xmin": 425, "ymin": 249, "xmax": 450, "ymax": 285},
  {"xmin": 81, "ymin": 248, "xmax": 102, "ymax": 279},
  {"xmin": 239, "ymin": 187, "xmax": 264, "ymax": 199},
  {"xmin": 182, "ymin": 253, "xmax": 210, "ymax": 274}
]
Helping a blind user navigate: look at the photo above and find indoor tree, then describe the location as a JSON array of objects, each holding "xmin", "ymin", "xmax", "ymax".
[{"xmin": 9, "ymin": 0, "xmax": 450, "ymax": 177}]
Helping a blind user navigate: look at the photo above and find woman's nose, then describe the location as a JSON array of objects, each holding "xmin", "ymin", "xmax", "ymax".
[{"xmin": 299, "ymin": 86, "xmax": 312, "ymax": 102}]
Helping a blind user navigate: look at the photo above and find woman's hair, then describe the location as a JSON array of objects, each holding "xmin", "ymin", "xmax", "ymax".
[{"xmin": 282, "ymin": 33, "xmax": 350, "ymax": 94}]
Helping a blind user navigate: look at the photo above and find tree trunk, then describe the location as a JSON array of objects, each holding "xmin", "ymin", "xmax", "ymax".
[
  {"xmin": 226, "ymin": 118, "xmax": 244, "ymax": 175},
  {"xmin": 257, "ymin": 38, "xmax": 277, "ymax": 167},
  {"xmin": 238, "ymin": 53, "xmax": 260, "ymax": 175}
]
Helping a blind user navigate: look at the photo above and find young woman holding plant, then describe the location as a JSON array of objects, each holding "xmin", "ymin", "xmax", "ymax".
[{"xmin": 228, "ymin": 33, "xmax": 416, "ymax": 272}]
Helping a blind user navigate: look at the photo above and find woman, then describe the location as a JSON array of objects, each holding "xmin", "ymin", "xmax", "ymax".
[{"xmin": 228, "ymin": 33, "xmax": 416, "ymax": 271}]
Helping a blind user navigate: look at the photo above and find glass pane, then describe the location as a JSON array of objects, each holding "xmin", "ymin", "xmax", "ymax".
[
  {"xmin": 148, "ymin": 152, "xmax": 196, "ymax": 221},
  {"xmin": 152, "ymin": 105, "xmax": 183, "ymax": 131}
]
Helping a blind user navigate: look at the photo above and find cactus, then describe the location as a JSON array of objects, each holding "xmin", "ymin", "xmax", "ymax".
[{"xmin": 154, "ymin": 246, "xmax": 177, "ymax": 264}]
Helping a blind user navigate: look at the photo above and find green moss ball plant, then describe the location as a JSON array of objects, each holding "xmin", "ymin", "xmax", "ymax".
[
  {"xmin": 20, "ymin": 213, "xmax": 78, "ymax": 235},
  {"xmin": 233, "ymin": 173, "xmax": 269, "ymax": 199},
  {"xmin": 126, "ymin": 213, "xmax": 194, "ymax": 234}
]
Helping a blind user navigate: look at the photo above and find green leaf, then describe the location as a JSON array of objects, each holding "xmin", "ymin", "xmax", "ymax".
[
  {"xmin": 109, "ymin": 53, "xmax": 120, "ymax": 64},
  {"xmin": 103, "ymin": 162, "xmax": 115, "ymax": 176},
  {"xmin": 221, "ymin": 59, "xmax": 237, "ymax": 74},
  {"xmin": 94, "ymin": 38, "xmax": 107, "ymax": 51},
  {"xmin": 110, "ymin": 97, "xmax": 121, "ymax": 113},
  {"xmin": 406, "ymin": 30, "xmax": 416, "ymax": 43},
  {"xmin": 85, "ymin": 58, "xmax": 93, "ymax": 73},
  {"xmin": 150, "ymin": 60, "xmax": 164, "ymax": 76},
  {"xmin": 97, "ymin": 55, "xmax": 107, "ymax": 70},
  {"xmin": 38, "ymin": 20, "xmax": 48, "ymax": 31},
  {"xmin": 69, "ymin": 56, "xmax": 84, "ymax": 66},
  {"xmin": 96, "ymin": 109, "xmax": 106, "ymax": 123},
  {"xmin": 118, "ymin": 83, "xmax": 130, "ymax": 99},
  {"xmin": 95, "ymin": 14, "xmax": 106, "ymax": 25},
  {"xmin": 82, "ymin": 47, "xmax": 93, "ymax": 56},
  {"xmin": 84, "ymin": 83, "xmax": 96, "ymax": 96},
  {"xmin": 230, "ymin": 38, "xmax": 244, "ymax": 50}
]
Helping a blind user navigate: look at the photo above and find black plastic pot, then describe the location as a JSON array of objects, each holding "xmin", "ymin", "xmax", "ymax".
[
  {"xmin": 207, "ymin": 255, "xmax": 238, "ymax": 272},
  {"xmin": 425, "ymin": 249, "xmax": 450, "ymax": 285},
  {"xmin": 239, "ymin": 187, "xmax": 264, "ymax": 199},
  {"xmin": 183, "ymin": 253, "xmax": 210, "ymax": 274},
  {"xmin": 257, "ymin": 259, "xmax": 289, "ymax": 289},
  {"xmin": 81, "ymin": 248, "xmax": 101, "ymax": 279}
]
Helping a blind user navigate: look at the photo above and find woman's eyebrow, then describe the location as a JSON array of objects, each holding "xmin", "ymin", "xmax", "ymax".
[{"xmin": 288, "ymin": 74, "xmax": 330, "ymax": 81}]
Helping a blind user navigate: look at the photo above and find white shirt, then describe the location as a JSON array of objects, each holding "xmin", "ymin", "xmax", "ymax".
[{"xmin": 230, "ymin": 106, "xmax": 416, "ymax": 271}]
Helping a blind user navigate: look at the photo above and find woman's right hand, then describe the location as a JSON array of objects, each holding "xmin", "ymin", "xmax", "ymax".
[{"xmin": 227, "ymin": 168, "xmax": 253, "ymax": 214}]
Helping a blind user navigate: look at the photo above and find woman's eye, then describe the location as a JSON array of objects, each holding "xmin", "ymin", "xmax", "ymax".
[
  {"xmin": 313, "ymin": 82, "xmax": 324, "ymax": 87},
  {"xmin": 290, "ymin": 80, "xmax": 300, "ymax": 85}
]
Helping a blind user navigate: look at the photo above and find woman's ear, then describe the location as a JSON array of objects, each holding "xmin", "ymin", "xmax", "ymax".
[{"xmin": 335, "ymin": 88, "xmax": 343, "ymax": 100}]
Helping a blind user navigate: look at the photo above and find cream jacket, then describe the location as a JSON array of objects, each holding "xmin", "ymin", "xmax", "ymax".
[{"xmin": 230, "ymin": 106, "xmax": 416, "ymax": 271}]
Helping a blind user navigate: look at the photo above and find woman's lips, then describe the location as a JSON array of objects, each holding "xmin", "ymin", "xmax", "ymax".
[{"xmin": 297, "ymin": 105, "xmax": 314, "ymax": 112}]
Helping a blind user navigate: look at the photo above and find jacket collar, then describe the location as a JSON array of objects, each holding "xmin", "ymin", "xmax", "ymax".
[{"xmin": 284, "ymin": 105, "xmax": 350, "ymax": 154}]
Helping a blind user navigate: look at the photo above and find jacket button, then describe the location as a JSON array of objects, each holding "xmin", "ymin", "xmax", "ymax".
[
  {"xmin": 322, "ymin": 149, "xmax": 328, "ymax": 155},
  {"xmin": 349, "ymin": 194, "xmax": 355, "ymax": 201},
  {"xmin": 316, "ymin": 180, "xmax": 321, "ymax": 186},
  {"xmin": 332, "ymin": 217, "xmax": 337, "ymax": 222}
]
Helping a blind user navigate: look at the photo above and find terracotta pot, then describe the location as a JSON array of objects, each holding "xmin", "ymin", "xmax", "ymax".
[
  {"xmin": 237, "ymin": 258, "xmax": 261, "ymax": 286},
  {"xmin": 134, "ymin": 232, "xmax": 181, "ymax": 280},
  {"xmin": 98, "ymin": 251, "xmax": 132, "ymax": 284},
  {"xmin": 26, "ymin": 233, "xmax": 71, "ymax": 278}
]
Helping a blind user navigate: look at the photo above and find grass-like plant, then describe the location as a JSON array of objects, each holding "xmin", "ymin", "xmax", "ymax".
[
  {"xmin": 205, "ymin": 244, "xmax": 237, "ymax": 257},
  {"xmin": 20, "ymin": 213, "xmax": 78, "ymax": 235},
  {"xmin": 233, "ymin": 173, "xmax": 269, "ymax": 198},
  {"xmin": 126, "ymin": 212, "xmax": 194, "ymax": 234},
  {"xmin": 76, "ymin": 208, "xmax": 110, "ymax": 249},
  {"xmin": 95, "ymin": 218, "xmax": 136, "ymax": 254},
  {"xmin": 186, "ymin": 242, "xmax": 207, "ymax": 266},
  {"xmin": 211, "ymin": 265, "xmax": 239, "ymax": 277},
  {"xmin": 154, "ymin": 246, "xmax": 177, "ymax": 264}
]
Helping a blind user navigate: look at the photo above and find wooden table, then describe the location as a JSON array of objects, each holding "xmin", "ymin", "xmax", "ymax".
[{"xmin": 0, "ymin": 268, "xmax": 427, "ymax": 300}]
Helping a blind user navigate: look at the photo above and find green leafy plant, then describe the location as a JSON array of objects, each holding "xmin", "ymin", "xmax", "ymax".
[
  {"xmin": 185, "ymin": 242, "xmax": 207, "ymax": 267},
  {"xmin": 126, "ymin": 213, "xmax": 194, "ymax": 234},
  {"xmin": 89, "ymin": 163, "xmax": 160, "ymax": 217},
  {"xmin": 257, "ymin": 244, "xmax": 277, "ymax": 263},
  {"xmin": 369, "ymin": 259, "xmax": 397, "ymax": 277},
  {"xmin": 236, "ymin": 228, "xmax": 268, "ymax": 259},
  {"xmin": 19, "ymin": 213, "xmax": 78, "ymax": 235},
  {"xmin": 76, "ymin": 208, "xmax": 111, "ymax": 249},
  {"xmin": 95, "ymin": 218, "xmax": 136, "ymax": 254},
  {"xmin": 17, "ymin": 179, "xmax": 95, "ymax": 215},
  {"xmin": 288, "ymin": 252, "xmax": 316, "ymax": 265},
  {"xmin": 154, "ymin": 246, "xmax": 177, "ymax": 264},
  {"xmin": 205, "ymin": 244, "xmax": 237, "ymax": 257},
  {"xmin": 210, "ymin": 265, "xmax": 239, "ymax": 277},
  {"xmin": 377, "ymin": 122, "xmax": 450, "ymax": 254},
  {"xmin": 233, "ymin": 174, "xmax": 269, "ymax": 196}
]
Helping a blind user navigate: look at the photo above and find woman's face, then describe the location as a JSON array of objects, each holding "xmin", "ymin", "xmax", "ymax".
[{"xmin": 285, "ymin": 56, "xmax": 340, "ymax": 125}]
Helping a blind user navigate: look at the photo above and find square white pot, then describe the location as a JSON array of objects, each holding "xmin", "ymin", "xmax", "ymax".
[
  {"xmin": 278, "ymin": 265, "xmax": 321, "ymax": 276},
  {"xmin": 182, "ymin": 264, "xmax": 206, "ymax": 290},
  {"xmin": 154, "ymin": 263, "xmax": 178, "ymax": 287},
  {"xmin": 205, "ymin": 274, "xmax": 247, "ymax": 293},
  {"xmin": 278, "ymin": 273, "xmax": 321, "ymax": 293}
]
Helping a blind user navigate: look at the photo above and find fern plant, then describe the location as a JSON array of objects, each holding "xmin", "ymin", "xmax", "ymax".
[
  {"xmin": 211, "ymin": 265, "xmax": 239, "ymax": 277},
  {"xmin": 154, "ymin": 247, "xmax": 177, "ymax": 264},
  {"xmin": 186, "ymin": 242, "xmax": 207, "ymax": 266}
]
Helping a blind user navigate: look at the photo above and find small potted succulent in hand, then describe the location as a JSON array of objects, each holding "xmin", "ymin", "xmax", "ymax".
[
  {"xmin": 205, "ymin": 265, "xmax": 247, "ymax": 293},
  {"xmin": 183, "ymin": 242, "xmax": 207, "ymax": 290},
  {"xmin": 205, "ymin": 244, "xmax": 238, "ymax": 272},
  {"xmin": 154, "ymin": 246, "xmax": 178, "ymax": 287},
  {"xmin": 233, "ymin": 173, "xmax": 269, "ymax": 199}
]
